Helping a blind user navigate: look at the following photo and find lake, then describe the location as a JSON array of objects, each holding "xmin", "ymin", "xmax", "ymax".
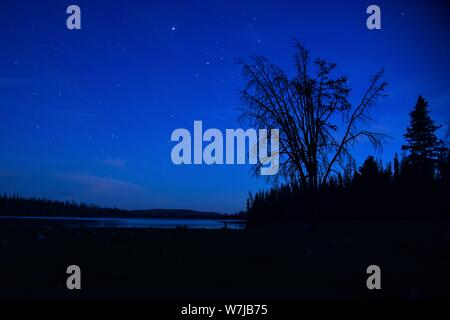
[{"xmin": 0, "ymin": 216, "xmax": 246, "ymax": 230}]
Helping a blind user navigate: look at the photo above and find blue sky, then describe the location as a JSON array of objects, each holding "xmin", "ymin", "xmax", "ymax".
[{"xmin": 0, "ymin": 0, "xmax": 449, "ymax": 213}]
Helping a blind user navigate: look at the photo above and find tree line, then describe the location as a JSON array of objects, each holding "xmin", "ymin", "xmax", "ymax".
[
  {"xmin": 0, "ymin": 194, "xmax": 124, "ymax": 217},
  {"xmin": 245, "ymin": 95, "xmax": 450, "ymax": 226},
  {"xmin": 239, "ymin": 42, "xmax": 449, "ymax": 226}
]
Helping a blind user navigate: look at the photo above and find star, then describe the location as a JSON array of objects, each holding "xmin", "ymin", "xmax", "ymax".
[{"xmin": 171, "ymin": 26, "xmax": 176, "ymax": 31}]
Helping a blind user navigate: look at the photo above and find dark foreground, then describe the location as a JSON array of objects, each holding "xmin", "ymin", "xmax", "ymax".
[{"xmin": 0, "ymin": 219, "xmax": 449, "ymax": 300}]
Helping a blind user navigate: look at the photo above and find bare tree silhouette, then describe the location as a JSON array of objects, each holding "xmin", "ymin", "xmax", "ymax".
[{"xmin": 238, "ymin": 41, "xmax": 388, "ymax": 189}]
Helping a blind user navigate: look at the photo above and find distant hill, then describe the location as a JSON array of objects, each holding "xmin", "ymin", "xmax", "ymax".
[
  {"xmin": 0, "ymin": 194, "xmax": 243, "ymax": 219},
  {"xmin": 128, "ymin": 209, "xmax": 223, "ymax": 219}
]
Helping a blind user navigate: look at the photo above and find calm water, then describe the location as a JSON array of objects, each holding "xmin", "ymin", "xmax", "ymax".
[{"xmin": 0, "ymin": 216, "xmax": 246, "ymax": 230}]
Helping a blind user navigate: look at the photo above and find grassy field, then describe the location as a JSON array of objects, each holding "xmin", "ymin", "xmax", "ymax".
[{"xmin": 0, "ymin": 219, "xmax": 449, "ymax": 299}]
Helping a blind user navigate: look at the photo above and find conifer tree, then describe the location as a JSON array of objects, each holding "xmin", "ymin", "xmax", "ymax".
[
  {"xmin": 393, "ymin": 153, "xmax": 400, "ymax": 181},
  {"xmin": 402, "ymin": 95, "xmax": 440, "ymax": 179}
]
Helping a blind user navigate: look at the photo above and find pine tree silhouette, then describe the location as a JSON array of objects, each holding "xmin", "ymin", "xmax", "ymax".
[
  {"xmin": 393, "ymin": 153, "xmax": 400, "ymax": 181},
  {"xmin": 402, "ymin": 95, "xmax": 440, "ymax": 180}
]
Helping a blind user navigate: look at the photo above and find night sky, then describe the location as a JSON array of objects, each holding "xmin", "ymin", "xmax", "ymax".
[{"xmin": 1, "ymin": 0, "xmax": 449, "ymax": 213}]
